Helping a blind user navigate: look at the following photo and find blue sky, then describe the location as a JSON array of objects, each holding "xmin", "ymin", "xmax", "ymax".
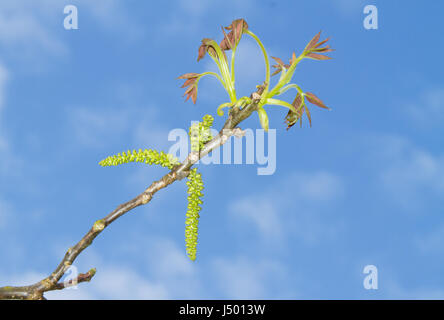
[{"xmin": 1, "ymin": 0, "xmax": 444, "ymax": 299}]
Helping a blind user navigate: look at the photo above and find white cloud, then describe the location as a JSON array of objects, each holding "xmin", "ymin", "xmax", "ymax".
[
  {"xmin": 289, "ymin": 171, "xmax": 345, "ymax": 202},
  {"xmin": 0, "ymin": 2, "xmax": 66, "ymax": 58},
  {"xmin": 385, "ymin": 279, "xmax": 444, "ymax": 299},
  {"xmin": 44, "ymin": 265, "xmax": 168, "ymax": 300},
  {"xmin": 0, "ymin": 271, "xmax": 46, "ymax": 287},
  {"xmin": 406, "ymin": 88, "xmax": 444, "ymax": 127},
  {"xmin": 0, "ymin": 0, "xmax": 141, "ymax": 62},
  {"xmin": 68, "ymin": 105, "xmax": 170, "ymax": 150},
  {"xmin": 90, "ymin": 266, "xmax": 168, "ymax": 299},
  {"xmin": 377, "ymin": 135, "xmax": 444, "ymax": 209},
  {"xmin": 230, "ymin": 197, "xmax": 282, "ymax": 240},
  {"xmin": 415, "ymin": 224, "xmax": 444, "ymax": 254},
  {"xmin": 331, "ymin": 0, "xmax": 367, "ymax": 16},
  {"xmin": 0, "ymin": 62, "xmax": 16, "ymax": 175},
  {"xmin": 46, "ymin": 237, "xmax": 201, "ymax": 299},
  {"xmin": 0, "ymin": 62, "xmax": 8, "ymax": 113},
  {"xmin": 0, "ymin": 61, "xmax": 8, "ymax": 154},
  {"xmin": 211, "ymin": 256, "xmax": 289, "ymax": 299},
  {"xmin": 0, "ymin": 199, "xmax": 12, "ymax": 230},
  {"xmin": 148, "ymin": 238, "xmax": 195, "ymax": 278},
  {"xmin": 229, "ymin": 171, "xmax": 345, "ymax": 245}
]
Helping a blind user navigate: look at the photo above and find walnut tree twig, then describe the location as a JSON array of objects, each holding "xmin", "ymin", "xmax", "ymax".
[{"xmin": 0, "ymin": 95, "xmax": 259, "ymax": 300}]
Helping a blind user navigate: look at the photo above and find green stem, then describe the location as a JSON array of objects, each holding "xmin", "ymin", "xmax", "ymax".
[
  {"xmin": 267, "ymin": 55, "xmax": 303, "ymax": 98},
  {"xmin": 275, "ymin": 83, "xmax": 302, "ymax": 96},
  {"xmin": 208, "ymin": 40, "xmax": 236, "ymax": 102},
  {"xmin": 245, "ymin": 30, "xmax": 270, "ymax": 96},
  {"xmin": 230, "ymin": 47, "xmax": 236, "ymax": 85},
  {"xmin": 265, "ymin": 98, "xmax": 297, "ymax": 112}
]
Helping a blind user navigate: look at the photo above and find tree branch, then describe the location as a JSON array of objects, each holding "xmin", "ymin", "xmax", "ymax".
[{"xmin": 0, "ymin": 94, "xmax": 259, "ymax": 300}]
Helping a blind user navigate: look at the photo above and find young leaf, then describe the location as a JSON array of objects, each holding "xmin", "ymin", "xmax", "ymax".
[{"xmin": 305, "ymin": 92, "xmax": 330, "ymax": 109}]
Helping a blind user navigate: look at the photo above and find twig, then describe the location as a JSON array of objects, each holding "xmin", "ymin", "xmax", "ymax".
[{"xmin": 0, "ymin": 96, "xmax": 258, "ymax": 300}]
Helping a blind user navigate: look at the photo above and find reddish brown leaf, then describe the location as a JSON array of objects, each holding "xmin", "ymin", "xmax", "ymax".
[
  {"xmin": 271, "ymin": 56, "xmax": 285, "ymax": 66},
  {"xmin": 314, "ymin": 47, "xmax": 334, "ymax": 53},
  {"xmin": 306, "ymin": 53, "xmax": 332, "ymax": 60},
  {"xmin": 304, "ymin": 104, "xmax": 312, "ymax": 127},
  {"xmin": 220, "ymin": 19, "xmax": 249, "ymax": 51},
  {"xmin": 178, "ymin": 73, "xmax": 201, "ymax": 104},
  {"xmin": 177, "ymin": 73, "xmax": 200, "ymax": 79},
  {"xmin": 184, "ymin": 86, "xmax": 197, "ymax": 104},
  {"xmin": 314, "ymin": 37, "xmax": 330, "ymax": 48},
  {"xmin": 305, "ymin": 92, "xmax": 329, "ymax": 109},
  {"xmin": 220, "ymin": 26, "xmax": 234, "ymax": 50},
  {"xmin": 289, "ymin": 52, "xmax": 297, "ymax": 65},
  {"xmin": 197, "ymin": 38, "xmax": 217, "ymax": 61},
  {"xmin": 305, "ymin": 31, "xmax": 321, "ymax": 52},
  {"xmin": 291, "ymin": 93, "xmax": 303, "ymax": 110},
  {"xmin": 271, "ymin": 66, "xmax": 283, "ymax": 77},
  {"xmin": 225, "ymin": 18, "xmax": 249, "ymax": 32},
  {"xmin": 197, "ymin": 42, "xmax": 207, "ymax": 61},
  {"xmin": 180, "ymin": 78, "xmax": 196, "ymax": 88}
]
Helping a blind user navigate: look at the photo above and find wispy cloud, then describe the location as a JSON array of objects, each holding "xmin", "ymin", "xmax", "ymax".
[
  {"xmin": 415, "ymin": 224, "xmax": 444, "ymax": 255},
  {"xmin": 0, "ymin": 62, "xmax": 18, "ymax": 176},
  {"xmin": 0, "ymin": 2, "xmax": 66, "ymax": 59},
  {"xmin": 405, "ymin": 88, "xmax": 444, "ymax": 128},
  {"xmin": 0, "ymin": 0, "xmax": 141, "ymax": 63},
  {"xmin": 375, "ymin": 135, "xmax": 444, "ymax": 210},
  {"xmin": 0, "ymin": 62, "xmax": 8, "ymax": 113},
  {"xmin": 211, "ymin": 256, "xmax": 291, "ymax": 299},
  {"xmin": 0, "ymin": 198, "xmax": 12, "ymax": 230},
  {"xmin": 44, "ymin": 265, "xmax": 168, "ymax": 300},
  {"xmin": 229, "ymin": 171, "xmax": 345, "ymax": 246},
  {"xmin": 384, "ymin": 278, "xmax": 444, "ymax": 299},
  {"xmin": 230, "ymin": 197, "xmax": 282, "ymax": 240},
  {"xmin": 330, "ymin": 0, "xmax": 367, "ymax": 16},
  {"xmin": 67, "ymin": 104, "xmax": 170, "ymax": 150},
  {"xmin": 45, "ymin": 237, "xmax": 201, "ymax": 299}
]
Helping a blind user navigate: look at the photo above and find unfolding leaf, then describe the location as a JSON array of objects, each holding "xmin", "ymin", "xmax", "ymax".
[
  {"xmin": 304, "ymin": 104, "xmax": 312, "ymax": 127},
  {"xmin": 304, "ymin": 31, "xmax": 321, "ymax": 52},
  {"xmin": 314, "ymin": 37, "xmax": 330, "ymax": 49},
  {"xmin": 306, "ymin": 53, "xmax": 332, "ymax": 60},
  {"xmin": 270, "ymin": 56, "xmax": 292, "ymax": 76},
  {"xmin": 271, "ymin": 56, "xmax": 285, "ymax": 66},
  {"xmin": 291, "ymin": 92, "xmax": 303, "ymax": 110},
  {"xmin": 177, "ymin": 73, "xmax": 200, "ymax": 79},
  {"xmin": 220, "ymin": 18, "xmax": 249, "ymax": 51},
  {"xmin": 184, "ymin": 86, "xmax": 198, "ymax": 104},
  {"xmin": 197, "ymin": 38, "xmax": 217, "ymax": 61},
  {"xmin": 305, "ymin": 92, "xmax": 330, "ymax": 109},
  {"xmin": 178, "ymin": 73, "xmax": 201, "ymax": 104},
  {"xmin": 303, "ymin": 31, "xmax": 333, "ymax": 60}
]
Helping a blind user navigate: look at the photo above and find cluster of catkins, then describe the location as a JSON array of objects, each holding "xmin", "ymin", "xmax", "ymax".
[
  {"xmin": 99, "ymin": 149, "xmax": 179, "ymax": 170},
  {"xmin": 99, "ymin": 115, "xmax": 214, "ymax": 261},
  {"xmin": 189, "ymin": 114, "xmax": 214, "ymax": 151},
  {"xmin": 185, "ymin": 168, "xmax": 204, "ymax": 261}
]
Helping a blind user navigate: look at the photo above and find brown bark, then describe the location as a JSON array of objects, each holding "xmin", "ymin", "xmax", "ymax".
[{"xmin": 0, "ymin": 95, "xmax": 259, "ymax": 300}]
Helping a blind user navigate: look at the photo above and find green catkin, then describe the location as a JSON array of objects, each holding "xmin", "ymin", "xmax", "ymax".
[
  {"xmin": 185, "ymin": 168, "xmax": 204, "ymax": 261},
  {"xmin": 99, "ymin": 149, "xmax": 180, "ymax": 169},
  {"xmin": 189, "ymin": 114, "xmax": 214, "ymax": 152}
]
